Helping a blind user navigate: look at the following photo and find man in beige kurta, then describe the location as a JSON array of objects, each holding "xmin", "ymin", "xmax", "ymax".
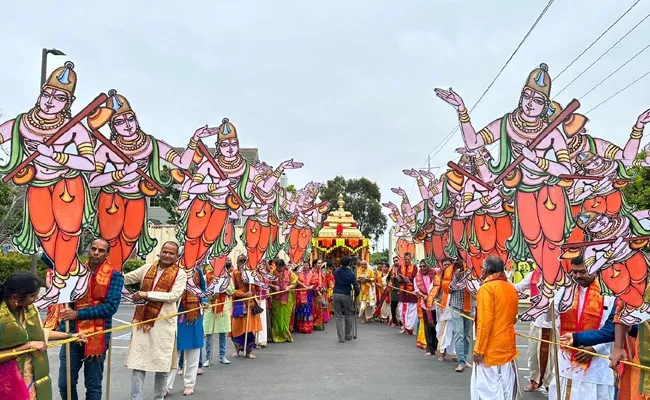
[{"xmin": 124, "ymin": 242, "xmax": 188, "ymax": 400}]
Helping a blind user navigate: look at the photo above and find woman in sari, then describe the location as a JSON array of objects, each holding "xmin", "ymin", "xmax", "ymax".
[
  {"xmin": 295, "ymin": 261, "xmax": 318, "ymax": 333},
  {"xmin": 311, "ymin": 260, "xmax": 326, "ymax": 331},
  {"xmin": 0, "ymin": 271, "xmax": 86, "ymax": 400},
  {"xmin": 269, "ymin": 260, "xmax": 297, "ymax": 343},
  {"xmin": 323, "ymin": 260, "xmax": 335, "ymax": 322}
]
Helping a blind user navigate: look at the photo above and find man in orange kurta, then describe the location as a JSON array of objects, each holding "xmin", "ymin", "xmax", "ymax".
[
  {"xmin": 230, "ymin": 255, "xmax": 263, "ymax": 358},
  {"xmin": 471, "ymin": 255, "xmax": 520, "ymax": 400}
]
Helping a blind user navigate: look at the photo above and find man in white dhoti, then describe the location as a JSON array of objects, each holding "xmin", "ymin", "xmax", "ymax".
[
  {"xmin": 471, "ymin": 256, "xmax": 520, "ymax": 400},
  {"xmin": 397, "ymin": 252, "xmax": 418, "ymax": 334},
  {"xmin": 436, "ymin": 258, "xmax": 456, "ymax": 361},
  {"xmin": 548, "ymin": 255, "xmax": 616, "ymax": 400},
  {"xmin": 124, "ymin": 242, "xmax": 188, "ymax": 400}
]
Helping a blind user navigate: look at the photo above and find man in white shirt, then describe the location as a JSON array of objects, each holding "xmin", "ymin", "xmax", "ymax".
[
  {"xmin": 549, "ymin": 255, "xmax": 615, "ymax": 400},
  {"xmin": 514, "ymin": 266, "xmax": 554, "ymax": 392}
]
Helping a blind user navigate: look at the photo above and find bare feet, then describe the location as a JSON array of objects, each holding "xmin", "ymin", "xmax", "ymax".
[
  {"xmin": 246, "ymin": 352, "xmax": 256, "ymax": 359},
  {"xmin": 455, "ymin": 364, "xmax": 465, "ymax": 372},
  {"xmin": 183, "ymin": 387, "xmax": 194, "ymax": 396},
  {"xmin": 523, "ymin": 382, "xmax": 540, "ymax": 392}
]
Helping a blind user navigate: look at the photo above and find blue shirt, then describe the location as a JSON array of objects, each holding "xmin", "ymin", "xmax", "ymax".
[
  {"xmin": 59, "ymin": 270, "xmax": 123, "ymax": 343},
  {"xmin": 333, "ymin": 267, "xmax": 359, "ymax": 295}
]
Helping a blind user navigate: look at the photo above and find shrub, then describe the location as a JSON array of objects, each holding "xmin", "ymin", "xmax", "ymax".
[{"xmin": 0, "ymin": 253, "xmax": 49, "ymax": 282}]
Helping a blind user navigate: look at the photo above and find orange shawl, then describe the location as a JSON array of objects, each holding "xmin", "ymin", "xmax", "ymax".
[{"xmin": 133, "ymin": 262, "xmax": 179, "ymax": 332}]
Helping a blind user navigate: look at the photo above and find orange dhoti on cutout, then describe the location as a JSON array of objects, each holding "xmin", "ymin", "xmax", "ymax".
[
  {"xmin": 28, "ymin": 176, "xmax": 86, "ymax": 278},
  {"xmin": 583, "ymin": 191, "xmax": 623, "ymax": 216},
  {"xmin": 515, "ymin": 186, "xmax": 568, "ymax": 287},
  {"xmin": 562, "ymin": 203, "xmax": 584, "ymax": 274},
  {"xmin": 451, "ymin": 218, "xmax": 468, "ymax": 265},
  {"xmin": 97, "ymin": 192, "xmax": 146, "ymax": 272},
  {"xmin": 423, "ymin": 235, "xmax": 433, "ymax": 260},
  {"xmin": 180, "ymin": 199, "xmax": 229, "ymax": 270},
  {"xmin": 473, "ymin": 213, "xmax": 512, "ymax": 267},
  {"xmin": 601, "ymin": 252, "xmax": 648, "ymax": 311},
  {"xmin": 431, "ymin": 231, "xmax": 449, "ymax": 267},
  {"xmin": 396, "ymin": 238, "xmax": 415, "ymax": 263},
  {"xmin": 288, "ymin": 226, "xmax": 312, "ymax": 265},
  {"xmin": 244, "ymin": 218, "xmax": 271, "ymax": 269}
]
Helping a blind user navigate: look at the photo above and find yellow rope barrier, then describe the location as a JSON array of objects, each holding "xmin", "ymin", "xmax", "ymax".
[
  {"xmin": 0, "ymin": 287, "xmax": 309, "ymax": 359},
  {"xmin": 387, "ymin": 284, "xmax": 650, "ymax": 372}
]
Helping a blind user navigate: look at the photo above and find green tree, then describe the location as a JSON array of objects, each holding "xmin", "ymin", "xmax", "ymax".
[
  {"xmin": 370, "ymin": 249, "xmax": 389, "ymax": 265},
  {"xmin": 0, "ymin": 182, "xmax": 24, "ymax": 246},
  {"xmin": 157, "ymin": 185, "xmax": 182, "ymax": 224},
  {"xmin": 319, "ymin": 176, "xmax": 387, "ymax": 240},
  {"xmin": 285, "ymin": 184, "xmax": 297, "ymax": 195},
  {"xmin": 623, "ymin": 156, "xmax": 650, "ymax": 210}
]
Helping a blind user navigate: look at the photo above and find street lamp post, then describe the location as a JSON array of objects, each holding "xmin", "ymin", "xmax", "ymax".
[
  {"xmin": 32, "ymin": 48, "xmax": 65, "ymax": 274},
  {"xmin": 40, "ymin": 48, "xmax": 66, "ymax": 86}
]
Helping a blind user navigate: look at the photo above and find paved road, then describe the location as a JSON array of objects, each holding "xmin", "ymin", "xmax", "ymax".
[{"xmin": 48, "ymin": 304, "xmax": 548, "ymax": 399}]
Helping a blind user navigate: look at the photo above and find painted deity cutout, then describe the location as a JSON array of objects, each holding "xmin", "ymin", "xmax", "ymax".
[
  {"xmin": 435, "ymin": 63, "xmax": 574, "ymax": 321},
  {"xmin": 382, "ymin": 62, "xmax": 650, "ymax": 322},
  {"xmin": 89, "ymin": 90, "xmax": 216, "ymax": 271},
  {"xmin": 283, "ymin": 182, "xmax": 325, "ymax": 264},
  {"xmin": 0, "ymin": 62, "xmax": 99, "ymax": 308},
  {"xmin": 177, "ymin": 118, "xmax": 301, "ymax": 294}
]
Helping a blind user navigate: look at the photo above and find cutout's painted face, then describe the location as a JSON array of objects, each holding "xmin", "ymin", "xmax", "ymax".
[
  {"xmin": 39, "ymin": 87, "xmax": 69, "ymax": 115},
  {"xmin": 112, "ymin": 112, "xmax": 139, "ymax": 136},
  {"xmin": 520, "ymin": 88, "xmax": 546, "ymax": 118},
  {"xmin": 587, "ymin": 214, "xmax": 610, "ymax": 233},
  {"xmin": 218, "ymin": 138, "xmax": 239, "ymax": 158},
  {"xmin": 583, "ymin": 155, "xmax": 603, "ymax": 171}
]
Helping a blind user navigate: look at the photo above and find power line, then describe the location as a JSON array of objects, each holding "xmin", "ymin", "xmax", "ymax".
[
  {"xmin": 421, "ymin": 0, "xmax": 557, "ymax": 165},
  {"xmin": 580, "ymin": 40, "xmax": 650, "ymax": 99},
  {"xmin": 554, "ymin": 0, "xmax": 641, "ymax": 80},
  {"xmin": 584, "ymin": 70, "xmax": 650, "ymax": 114},
  {"xmin": 554, "ymin": 9, "xmax": 650, "ymax": 98}
]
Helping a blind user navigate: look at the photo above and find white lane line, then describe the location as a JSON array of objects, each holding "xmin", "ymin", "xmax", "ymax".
[
  {"xmin": 112, "ymin": 333, "xmax": 131, "ymax": 340},
  {"xmin": 111, "ymin": 346, "xmax": 129, "ymax": 349},
  {"xmin": 516, "ymin": 345, "xmax": 527, "ymax": 348},
  {"xmin": 113, "ymin": 317, "xmax": 131, "ymax": 325},
  {"xmin": 518, "ymin": 368, "xmax": 529, "ymax": 371}
]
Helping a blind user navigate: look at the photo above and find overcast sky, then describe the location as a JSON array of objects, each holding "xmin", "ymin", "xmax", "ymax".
[{"xmin": 2, "ymin": 0, "xmax": 650, "ymax": 248}]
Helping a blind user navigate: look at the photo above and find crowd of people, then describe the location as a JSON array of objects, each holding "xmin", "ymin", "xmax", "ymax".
[{"xmin": 0, "ymin": 238, "xmax": 645, "ymax": 400}]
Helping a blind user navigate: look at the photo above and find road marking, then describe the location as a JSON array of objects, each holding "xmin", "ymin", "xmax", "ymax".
[
  {"xmin": 113, "ymin": 317, "xmax": 131, "ymax": 325},
  {"xmin": 518, "ymin": 368, "xmax": 529, "ymax": 371},
  {"xmin": 111, "ymin": 346, "xmax": 129, "ymax": 349},
  {"xmin": 112, "ymin": 333, "xmax": 131, "ymax": 340}
]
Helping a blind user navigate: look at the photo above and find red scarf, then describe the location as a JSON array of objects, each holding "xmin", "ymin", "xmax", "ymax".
[
  {"xmin": 76, "ymin": 260, "xmax": 115, "ymax": 357},
  {"xmin": 560, "ymin": 280, "xmax": 604, "ymax": 371},
  {"xmin": 400, "ymin": 264, "xmax": 416, "ymax": 292}
]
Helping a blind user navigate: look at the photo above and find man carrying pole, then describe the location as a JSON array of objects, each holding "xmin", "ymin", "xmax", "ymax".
[{"xmin": 58, "ymin": 238, "xmax": 122, "ymax": 400}]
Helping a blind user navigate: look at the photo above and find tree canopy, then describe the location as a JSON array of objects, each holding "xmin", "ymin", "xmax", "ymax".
[
  {"xmin": 319, "ymin": 176, "xmax": 387, "ymax": 240},
  {"xmin": 623, "ymin": 157, "xmax": 650, "ymax": 210}
]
